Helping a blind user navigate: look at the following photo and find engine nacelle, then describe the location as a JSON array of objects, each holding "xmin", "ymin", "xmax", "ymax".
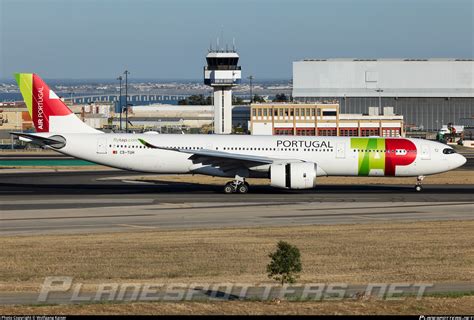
[{"xmin": 270, "ymin": 162, "xmax": 317, "ymax": 189}]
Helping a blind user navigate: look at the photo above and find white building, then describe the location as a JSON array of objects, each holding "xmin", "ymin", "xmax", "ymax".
[
  {"xmin": 293, "ymin": 59, "xmax": 474, "ymax": 130},
  {"xmin": 250, "ymin": 103, "xmax": 404, "ymax": 137}
]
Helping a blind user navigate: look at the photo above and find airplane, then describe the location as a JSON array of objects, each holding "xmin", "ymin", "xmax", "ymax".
[{"xmin": 11, "ymin": 73, "xmax": 467, "ymax": 193}]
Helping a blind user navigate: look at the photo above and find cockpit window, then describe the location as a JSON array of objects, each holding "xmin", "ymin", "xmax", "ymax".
[{"xmin": 443, "ymin": 148, "xmax": 456, "ymax": 154}]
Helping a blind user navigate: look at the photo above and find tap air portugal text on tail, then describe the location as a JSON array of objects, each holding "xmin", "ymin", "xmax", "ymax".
[{"xmin": 11, "ymin": 73, "xmax": 467, "ymax": 193}]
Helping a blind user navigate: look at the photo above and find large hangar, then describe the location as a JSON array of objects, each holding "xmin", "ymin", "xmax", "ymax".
[{"xmin": 292, "ymin": 59, "xmax": 474, "ymax": 131}]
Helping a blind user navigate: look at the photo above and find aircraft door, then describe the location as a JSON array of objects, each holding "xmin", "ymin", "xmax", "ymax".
[
  {"xmin": 336, "ymin": 142, "xmax": 345, "ymax": 159},
  {"xmin": 97, "ymin": 138, "xmax": 107, "ymax": 154},
  {"xmin": 205, "ymin": 142, "xmax": 213, "ymax": 151},
  {"xmin": 421, "ymin": 144, "xmax": 430, "ymax": 160}
]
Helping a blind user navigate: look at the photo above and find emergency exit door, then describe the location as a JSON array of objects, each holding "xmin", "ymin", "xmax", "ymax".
[
  {"xmin": 336, "ymin": 142, "xmax": 345, "ymax": 159},
  {"xmin": 97, "ymin": 138, "xmax": 107, "ymax": 154},
  {"xmin": 421, "ymin": 144, "xmax": 431, "ymax": 160}
]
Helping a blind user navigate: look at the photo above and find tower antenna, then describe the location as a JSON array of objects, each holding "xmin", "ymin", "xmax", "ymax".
[{"xmin": 220, "ymin": 27, "xmax": 224, "ymax": 51}]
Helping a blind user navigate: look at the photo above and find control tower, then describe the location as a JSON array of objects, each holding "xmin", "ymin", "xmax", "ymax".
[{"xmin": 204, "ymin": 49, "xmax": 241, "ymax": 134}]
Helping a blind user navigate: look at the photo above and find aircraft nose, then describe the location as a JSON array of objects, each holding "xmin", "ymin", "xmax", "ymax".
[{"xmin": 449, "ymin": 154, "xmax": 467, "ymax": 170}]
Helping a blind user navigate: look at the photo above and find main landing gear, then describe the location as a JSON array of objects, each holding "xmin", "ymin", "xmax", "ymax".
[
  {"xmin": 224, "ymin": 176, "xmax": 250, "ymax": 194},
  {"xmin": 415, "ymin": 175, "xmax": 425, "ymax": 192}
]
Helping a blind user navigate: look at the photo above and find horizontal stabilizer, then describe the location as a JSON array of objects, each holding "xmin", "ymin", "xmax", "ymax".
[{"xmin": 10, "ymin": 132, "xmax": 66, "ymax": 149}]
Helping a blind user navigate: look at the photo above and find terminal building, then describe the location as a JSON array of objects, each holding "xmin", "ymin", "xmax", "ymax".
[
  {"xmin": 292, "ymin": 59, "xmax": 474, "ymax": 131},
  {"xmin": 250, "ymin": 103, "xmax": 404, "ymax": 137}
]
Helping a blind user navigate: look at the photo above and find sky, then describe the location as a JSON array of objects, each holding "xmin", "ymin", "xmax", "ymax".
[{"xmin": 0, "ymin": 0, "xmax": 473, "ymax": 80}]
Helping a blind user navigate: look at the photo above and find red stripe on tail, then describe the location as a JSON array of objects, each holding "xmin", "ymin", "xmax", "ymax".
[{"xmin": 32, "ymin": 74, "xmax": 72, "ymax": 132}]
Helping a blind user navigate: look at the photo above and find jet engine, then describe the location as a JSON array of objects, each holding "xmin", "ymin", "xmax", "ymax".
[{"xmin": 270, "ymin": 162, "xmax": 317, "ymax": 189}]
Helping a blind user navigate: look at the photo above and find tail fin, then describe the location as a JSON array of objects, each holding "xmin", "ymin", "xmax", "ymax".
[{"xmin": 14, "ymin": 73, "xmax": 99, "ymax": 133}]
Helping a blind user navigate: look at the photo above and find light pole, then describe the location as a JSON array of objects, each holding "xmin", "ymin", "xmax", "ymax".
[
  {"xmin": 248, "ymin": 75, "xmax": 254, "ymax": 104},
  {"xmin": 375, "ymin": 88, "xmax": 383, "ymax": 115},
  {"xmin": 123, "ymin": 70, "xmax": 130, "ymax": 132},
  {"xmin": 117, "ymin": 76, "xmax": 123, "ymax": 131}
]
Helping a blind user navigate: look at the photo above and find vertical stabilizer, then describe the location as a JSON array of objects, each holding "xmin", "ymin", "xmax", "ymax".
[{"xmin": 14, "ymin": 73, "xmax": 99, "ymax": 133}]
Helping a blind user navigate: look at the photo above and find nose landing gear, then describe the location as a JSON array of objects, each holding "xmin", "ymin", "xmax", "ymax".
[
  {"xmin": 415, "ymin": 175, "xmax": 424, "ymax": 192},
  {"xmin": 224, "ymin": 176, "xmax": 249, "ymax": 194}
]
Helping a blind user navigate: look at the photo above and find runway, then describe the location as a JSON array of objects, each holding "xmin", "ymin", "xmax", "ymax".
[
  {"xmin": 0, "ymin": 170, "xmax": 473, "ymax": 235},
  {"xmin": 0, "ymin": 169, "xmax": 473, "ymax": 200}
]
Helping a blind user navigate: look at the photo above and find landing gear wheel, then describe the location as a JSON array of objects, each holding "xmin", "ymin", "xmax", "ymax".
[
  {"xmin": 414, "ymin": 175, "xmax": 424, "ymax": 192},
  {"xmin": 237, "ymin": 183, "xmax": 249, "ymax": 194},
  {"xmin": 224, "ymin": 182, "xmax": 235, "ymax": 194}
]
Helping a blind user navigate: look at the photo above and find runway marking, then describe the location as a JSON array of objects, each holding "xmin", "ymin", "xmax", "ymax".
[
  {"xmin": 121, "ymin": 180, "xmax": 155, "ymax": 185},
  {"xmin": 265, "ymin": 211, "xmax": 428, "ymax": 219},
  {"xmin": 143, "ymin": 202, "xmax": 304, "ymax": 211},
  {"xmin": 117, "ymin": 224, "xmax": 157, "ymax": 229},
  {"xmin": 297, "ymin": 202, "xmax": 474, "ymax": 211},
  {"xmin": 0, "ymin": 213, "xmax": 156, "ymax": 221},
  {"xmin": 0, "ymin": 223, "xmax": 113, "ymax": 231}
]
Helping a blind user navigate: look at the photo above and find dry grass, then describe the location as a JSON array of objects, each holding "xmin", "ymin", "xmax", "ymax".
[
  {"xmin": 0, "ymin": 220, "xmax": 473, "ymax": 293},
  {"xmin": 1, "ymin": 297, "xmax": 473, "ymax": 315},
  {"xmin": 137, "ymin": 170, "xmax": 474, "ymax": 185}
]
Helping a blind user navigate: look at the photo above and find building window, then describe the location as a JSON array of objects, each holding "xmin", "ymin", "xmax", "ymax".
[
  {"xmin": 274, "ymin": 128, "xmax": 294, "ymax": 135},
  {"xmin": 296, "ymin": 128, "xmax": 316, "ymax": 136},
  {"xmin": 317, "ymin": 128, "xmax": 337, "ymax": 136},
  {"xmin": 322, "ymin": 110, "xmax": 337, "ymax": 116},
  {"xmin": 258, "ymin": 109, "xmax": 262, "ymax": 117},
  {"xmin": 381, "ymin": 128, "xmax": 401, "ymax": 137},
  {"xmin": 340, "ymin": 128, "xmax": 358, "ymax": 136},
  {"xmin": 360, "ymin": 128, "xmax": 380, "ymax": 136},
  {"xmin": 263, "ymin": 108, "xmax": 268, "ymax": 116}
]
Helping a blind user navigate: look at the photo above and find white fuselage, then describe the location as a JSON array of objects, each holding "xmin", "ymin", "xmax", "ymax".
[{"xmin": 45, "ymin": 133, "xmax": 466, "ymax": 178}]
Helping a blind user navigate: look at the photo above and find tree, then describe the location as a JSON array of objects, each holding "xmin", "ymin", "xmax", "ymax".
[
  {"xmin": 233, "ymin": 96, "xmax": 244, "ymax": 105},
  {"xmin": 253, "ymin": 94, "xmax": 266, "ymax": 103},
  {"xmin": 266, "ymin": 241, "xmax": 302, "ymax": 286},
  {"xmin": 178, "ymin": 94, "xmax": 211, "ymax": 105},
  {"xmin": 273, "ymin": 93, "xmax": 288, "ymax": 102},
  {"xmin": 273, "ymin": 93, "xmax": 289, "ymax": 102}
]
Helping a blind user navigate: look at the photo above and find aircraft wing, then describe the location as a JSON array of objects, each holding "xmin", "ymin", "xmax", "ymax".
[
  {"xmin": 138, "ymin": 138, "xmax": 275, "ymax": 172},
  {"xmin": 10, "ymin": 132, "xmax": 66, "ymax": 148}
]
